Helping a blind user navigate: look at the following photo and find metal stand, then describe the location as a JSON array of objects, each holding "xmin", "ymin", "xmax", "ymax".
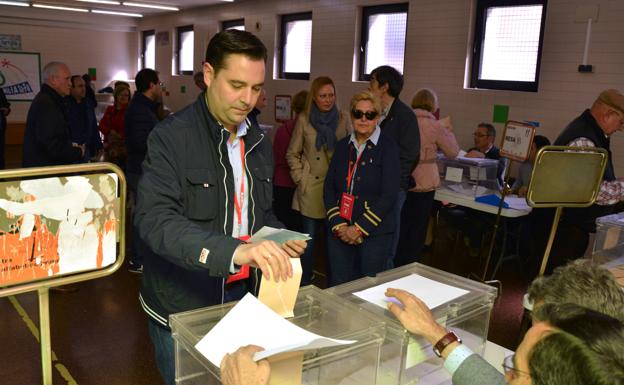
[{"xmin": 38, "ymin": 288, "xmax": 53, "ymax": 385}]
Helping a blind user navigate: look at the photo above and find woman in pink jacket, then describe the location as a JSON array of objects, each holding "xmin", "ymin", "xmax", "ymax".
[{"xmin": 395, "ymin": 88, "xmax": 459, "ymax": 266}]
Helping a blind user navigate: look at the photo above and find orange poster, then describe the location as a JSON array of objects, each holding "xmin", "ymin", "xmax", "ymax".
[{"xmin": 0, "ymin": 173, "xmax": 119, "ymax": 287}]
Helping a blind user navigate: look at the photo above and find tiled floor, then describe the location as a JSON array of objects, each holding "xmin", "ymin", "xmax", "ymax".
[{"xmin": 0, "ymin": 213, "xmax": 531, "ymax": 384}]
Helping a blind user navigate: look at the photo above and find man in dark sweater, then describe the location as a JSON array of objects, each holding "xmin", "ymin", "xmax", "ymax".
[
  {"xmin": 124, "ymin": 68, "xmax": 162, "ymax": 273},
  {"xmin": 66, "ymin": 75, "xmax": 103, "ymax": 162},
  {"xmin": 369, "ymin": 66, "xmax": 420, "ymax": 264},
  {"xmin": 23, "ymin": 61, "xmax": 84, "ymax": 167}
]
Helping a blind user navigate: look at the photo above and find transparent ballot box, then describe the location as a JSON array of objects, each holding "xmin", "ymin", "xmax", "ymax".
[
  {"xmin": 593, "ymin": 212, "xmax": 624, "ymax": 265},
  {"xmin": 327, "ymin": 263, "xmax": 498, "ymax": 385},
  {"xmin": 170, "ymin": 285, "xmax": 386, "ymax": 385},
  {"xmin": 437, "ymin": 155, "xmax": 501, "ymax": 196}
]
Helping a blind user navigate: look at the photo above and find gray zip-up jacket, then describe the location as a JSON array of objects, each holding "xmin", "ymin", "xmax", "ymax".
[{"xmin": 135, "ymin": 93, "xmax": 281, "ymax": 327}]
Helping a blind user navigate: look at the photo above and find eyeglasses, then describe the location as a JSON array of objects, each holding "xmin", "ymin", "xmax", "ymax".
[
  {"xmin": 158, "ymin": 82, "xmax": 164, "ymax": 86},
  {"xmin": 352, "ymin": 109, "xmax": 378, "ymax": 121},
  {"xmin": 473, "ymin": 133, "xmax": 490, "ymax": 138},
  {"xmin": 502, "ymin": 354, "xmax": 531, "ymax": 380}
]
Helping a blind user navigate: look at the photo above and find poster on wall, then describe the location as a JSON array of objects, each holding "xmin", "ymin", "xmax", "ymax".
[
  {"xmin": 275, "ymin": 95, "xmax": 292, "ymax": 122},
  {"xmin": 0, "ymin": 51, "xmax": 41, "ymax": 101},
  {"xmin": 0, "ymin": 173, "xmax": 119, "ymax": 287}
]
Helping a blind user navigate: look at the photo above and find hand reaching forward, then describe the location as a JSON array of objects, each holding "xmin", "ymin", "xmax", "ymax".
[
  {"xmin": 221, "ymin": 345, "xmax": 270, "ymax": 385},
  {"xmin": 385, "ymin": 288, "xmax": 448, "ymax": 345}
]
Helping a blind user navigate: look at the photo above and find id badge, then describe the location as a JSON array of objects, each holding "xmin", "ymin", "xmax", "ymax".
[
  {"xmin": 339, "ymin": 192, "xmax": 355, "ymax": 221},
  {"xmin": 226, "ymin": 235, "xmax": 251, "ymax": 284}
]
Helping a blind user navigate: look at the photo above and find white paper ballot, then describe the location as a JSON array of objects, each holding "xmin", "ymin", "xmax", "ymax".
[
  {"xmin": 250, "ymin": 226, "xmax": 312, "ymax": 244},
  {"xmin": 195, "ymin": 293, "xmax": 355, "ymax": 366},
  {"xmin": 503, "ymin": 195, "xmax": 531, "ymax": 211},
  {"xmin": 353, "ymin": 274, "xmax": 469, "ymax": 310}
]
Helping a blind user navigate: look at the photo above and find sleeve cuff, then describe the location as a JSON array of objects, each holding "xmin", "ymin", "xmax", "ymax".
[
  {"xmin": 443, "ymin": 344, "xmax": 475, "ymax": 375},
  {"xmin": 229, "ymin": 257, "xmax": 241, "ymax": 274}
]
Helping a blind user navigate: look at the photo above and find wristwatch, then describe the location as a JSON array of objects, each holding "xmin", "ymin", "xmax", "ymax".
[{"xmin": 433, "ymin": 331, "xmax": 462, "ymax": 357}]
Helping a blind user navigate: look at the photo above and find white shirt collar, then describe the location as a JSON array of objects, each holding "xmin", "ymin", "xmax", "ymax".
[{"xmin": 349, "ymin": 124, "xmax": 381, "ymax": 147}]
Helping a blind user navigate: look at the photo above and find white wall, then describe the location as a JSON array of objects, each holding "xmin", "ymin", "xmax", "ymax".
[
  {"xmin": 0, "ymin": 8, "xmax": 138, "ymax": 122},
  {"xmin": 136, "ymin": 0, "xmax": 624, "ymax": 174}
]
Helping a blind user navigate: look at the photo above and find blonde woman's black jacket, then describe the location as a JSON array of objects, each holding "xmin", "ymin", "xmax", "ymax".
[{"xmin": 135, "ymin": 93, "xmax": 281, "ymax": 327}]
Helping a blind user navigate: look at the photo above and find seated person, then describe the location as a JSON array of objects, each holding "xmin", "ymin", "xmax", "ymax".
[
  {"xmin": 512, "ymin": 135, "xmax": 550, "ymax": 197},
  {"xmin": 465, "ymin": 122, "xmax": 500, "ymax": 159},
  {"xmin": 386, "ymin": 288, "xmax": 624, "ymax": 385},
  {"xmin": 528, "ymin": 259, "xmax": 624, "ymax": 321}
]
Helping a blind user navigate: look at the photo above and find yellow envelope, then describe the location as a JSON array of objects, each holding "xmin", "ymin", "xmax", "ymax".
[{"xmin": 258, "ymin": 258, "xmax": 302, "ymax": 318}]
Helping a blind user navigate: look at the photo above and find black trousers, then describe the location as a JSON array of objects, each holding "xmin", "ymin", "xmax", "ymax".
[
  {"xmin": 272, "ymin": 185, "xmax": 301, "ymax": 232},
  {"xmin": 395, "ymin": 190, "xmax": 435, "ymax": 267}
]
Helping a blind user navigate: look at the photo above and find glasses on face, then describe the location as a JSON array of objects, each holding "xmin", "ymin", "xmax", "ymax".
[
  {"xmin": 352, "ymin": 109, "xmax": 378, "ymax": 121},
  {"xmin": 502, "ymin": 354, "xmax": 531, "ymax": 380},
  {"xmin": 473, "ymin": 133, "xmax": 490, "ymax": 138}
]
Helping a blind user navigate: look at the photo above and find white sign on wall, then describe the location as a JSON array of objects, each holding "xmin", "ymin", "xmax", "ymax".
[
  {"xmin": 0, "ymin": 51, "xmax": 41, "ymax": 101},
  {"xmin": 500, "ymin": 121, "xmax": 536, "ymax": 162}
]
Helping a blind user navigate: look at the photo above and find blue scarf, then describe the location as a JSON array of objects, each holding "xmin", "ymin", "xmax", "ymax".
[{"xmin": 309, "ymin": 103, "xmax": 339, "ymax": 151}]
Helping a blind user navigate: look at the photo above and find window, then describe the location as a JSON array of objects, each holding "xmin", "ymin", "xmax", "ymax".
[
  {"xmin": 141, "ymin": 30, "xmax": 155, "ymax": 69},
  {"xmin": 222, "ymin": 19, "xmax": 245, "ymax": 31},
  {"xmin": 358, "ymin": 3, "xmax": 408, "ymax": 81},
  {"xmin": 279, "ymin": 12, "xmax": 312, "ymax": 80},
  {"xmin": 176, "ymin": 25, "xmax": 194, "ymax": 75},
  {"xmin": 470, "ymin": 0, "xmax": 548, "ymax": 92}
]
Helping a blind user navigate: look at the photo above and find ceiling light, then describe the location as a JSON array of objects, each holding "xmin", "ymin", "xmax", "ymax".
[
  {"xmin": 92, "ymin": 8, "xmax": 142, "ymax": 17},
  {"xmin": 33, "ymin": 3, "xmax": 88, "ymax": 11},
  {"xmin": 122, "ymin": 2, "xmax": 178, "ymax": 11},
  {"xmin": 0, "ymin": 0, "xmax": 30, "ymax": 6},
  {"xmin": 78, "ymin": 0, "xmax": 121, "ymax": 5}
]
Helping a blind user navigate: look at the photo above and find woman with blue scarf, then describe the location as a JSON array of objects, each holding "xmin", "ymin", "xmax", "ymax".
[{"xmin": 287, "ymin": 76, "xmax": 349, "ymax": 285}]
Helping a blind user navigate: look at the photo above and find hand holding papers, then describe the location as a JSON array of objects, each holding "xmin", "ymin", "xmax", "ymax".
[
  {"xmin": 353, "ymin": 274, "xmax": 469, "ymax": 310},
  {"xmin": 258, "ymin": 258, "xmax": 302, "ymax": 318},
  {"xmin": 249, "ymin": 226, "xmax": 312, "ymax": 244},
  {"xmin": 195, "ymin": 293, "xmax": 355, "ymax": 367}
]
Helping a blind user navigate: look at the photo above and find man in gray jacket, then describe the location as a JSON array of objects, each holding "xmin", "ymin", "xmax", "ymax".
[{"xmin": 135, "ymin": 30, "xmax": 305, "ymax": 385}]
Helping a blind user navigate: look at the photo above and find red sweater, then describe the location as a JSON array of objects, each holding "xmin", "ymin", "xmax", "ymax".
[{"xmin": 99, "ymin": 104, "xmax": 127, "ymax": 140}]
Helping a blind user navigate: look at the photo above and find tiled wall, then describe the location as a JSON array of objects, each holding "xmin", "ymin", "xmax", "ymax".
[
  {"xmin": 2, "ymin": 0, "xmax": 623, "ymax": 173},
  {"xmin": 138, "ymin": 0, "xmax": 624, "ymax": 174}
]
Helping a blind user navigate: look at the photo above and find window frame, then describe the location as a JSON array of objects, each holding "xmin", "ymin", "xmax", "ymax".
[
  {"xmin": 279, "ymin": 11, "xmax": 313, "ymax": 80},
  {"xmin": 222, "ymin": 18, "xmax": 245, "ymax": 31},
  {"xmin": 470, "ymin": 0, "xmax": 548, "ymax": 92},
  {"xmin": 141, "ymin": 29, "xmax": 155, "ymax": 69},
  {"xmin": 176, "ymin": 25, "xmax": 194, "ymax": 76},
  {"xmin": 358, "ymin": 3, "xmax": 408, "ymax": 82}
]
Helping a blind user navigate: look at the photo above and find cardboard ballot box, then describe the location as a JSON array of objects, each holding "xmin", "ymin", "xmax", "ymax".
[
  {"xmin": 437, "ymin": 155, "xmax": 501, "ymax": 197},
  {"xmin": 593, "ymin": 212, "xmax": 624, "ymax": 265},
  {"xmin": 170, "ymin": 286, "xmax": 386, "ymax": 385},
  {"xmin": 327, "ymin": 263, "xmax": 497, "ymax": 385}
]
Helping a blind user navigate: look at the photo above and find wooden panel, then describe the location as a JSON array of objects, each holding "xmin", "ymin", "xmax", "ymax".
[{"xmin": 6, "ymin": 122, "xmax": 26, "ymax": 145}]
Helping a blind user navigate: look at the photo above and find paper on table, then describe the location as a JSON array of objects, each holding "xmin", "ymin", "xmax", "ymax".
[
  {"xmin": 448, "ymin": 184, "xmax": 489, "ymax": 197},
  {"xmin": 503, "ymin": 195, "xmax": 531, "ymax": 211},
  {"xmin": 353, "ymin": 274, "xmax": 469, "ymax": 310},
  {"xmin": 195, "ymin": 293, "xmax": 355, "ymax": 366},
  {"xmin": 250, "ymin": 226, "xmax": 312, "ymax": 244},
  {"xmin": 258, "ymin": 258, "xmax": 302, "ymax": 317}
]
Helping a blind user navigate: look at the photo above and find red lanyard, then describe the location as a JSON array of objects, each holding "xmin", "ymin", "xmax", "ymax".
[
  {"xmin": 232, "ymin": 139, "xmax": 246, "ymax": 233},
  {"xmin": 346, "ymin": 145, "xmax": 364, "ymax": 194}
]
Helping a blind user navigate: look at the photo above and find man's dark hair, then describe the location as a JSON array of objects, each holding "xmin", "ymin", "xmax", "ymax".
[
  {"xmin": 370, "ymin": 65, "xmax": 404, "ymax": 98},
  {"xmin": 533, "ymin": 134, "xmax": 551, "ymax": 150},
  {"xmin": 135, "ymin": 68, "xmax": 159, "ymax": 93},
  {"xmin": 70, "ymin": 75, "xmax": 82, "ymax": 87},
  {"xmin": 530, "ymin": 303, "xmax": 624, "ymax": 385},
  {"xmin": 478, "ymin": 122, "xmax": 496, "ymax": 138},
  {"xmin": 204, "ymin": 29, "xmax": 267, "ymax": 75}
]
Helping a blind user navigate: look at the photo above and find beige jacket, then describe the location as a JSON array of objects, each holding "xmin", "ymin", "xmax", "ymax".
[{"xmin": 286, "ymin": 111, "xmax": 349, "ymax": 218}]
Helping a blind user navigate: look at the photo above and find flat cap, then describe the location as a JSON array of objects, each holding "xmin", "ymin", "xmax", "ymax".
[{"xmin": 597, "ymin": 89, "xmax": 624, "ymax": 115}]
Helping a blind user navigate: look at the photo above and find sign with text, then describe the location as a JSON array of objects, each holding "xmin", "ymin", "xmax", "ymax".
[
  {"xmin": 500, "ymin": 121, "xmax": 535, "ymax": 162},
  {"xmin": 0, "ymin": 51, "xmax": 41, "ymax": 101},
  {"xmin": 275, "ymin": 95, "xmax": 292, "ymax": 122}
]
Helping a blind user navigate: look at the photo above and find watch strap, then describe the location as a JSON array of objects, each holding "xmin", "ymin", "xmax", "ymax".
[{"xmin": 433, "ymin": 331, "xmax": 461, "ymax": 357}]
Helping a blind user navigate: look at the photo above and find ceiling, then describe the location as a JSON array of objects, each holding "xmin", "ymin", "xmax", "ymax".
[{"xmin": 1, "ymin": 0, "xmax": 235, "ymax": 18}]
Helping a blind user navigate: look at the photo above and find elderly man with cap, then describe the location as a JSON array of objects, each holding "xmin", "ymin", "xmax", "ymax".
[{"xmin": 550, "ymin": 89, "xmax": 624, "ymax": 264}]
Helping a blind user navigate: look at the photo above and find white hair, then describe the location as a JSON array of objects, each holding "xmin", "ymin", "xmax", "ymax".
[{"xmin": 42, "ymin": 62, "xmax": 67, "ymax": 83}]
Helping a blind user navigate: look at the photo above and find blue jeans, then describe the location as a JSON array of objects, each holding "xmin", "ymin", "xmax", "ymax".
[
  {"xmin": 300, "ymin": 215, "xmax": 324, "ymax": 286},
  {"xmin": 148, "ymin": 318, "xmax": 175, "ymax": 385},
  {"xmin": 327, "ymin": 232, "xmax": 393, "ymax": 287}
]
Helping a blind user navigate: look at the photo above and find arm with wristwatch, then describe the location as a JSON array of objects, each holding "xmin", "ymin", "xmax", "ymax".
[{"xmin": 385, "ymin": 288, "xmax": 506, "ymax": 385}]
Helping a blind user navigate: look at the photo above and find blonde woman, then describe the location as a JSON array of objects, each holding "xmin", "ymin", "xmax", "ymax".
[
  {"xmin": 395, "ymin": 88, "xmax": 459, "ymax": 266},
  {"xmin": 286, "ymin": 76, "xmax": 349, "ymax": 285},
  {"xmin": 324, "ymin": 91, "xmax": 400, "ymax": 286}
]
